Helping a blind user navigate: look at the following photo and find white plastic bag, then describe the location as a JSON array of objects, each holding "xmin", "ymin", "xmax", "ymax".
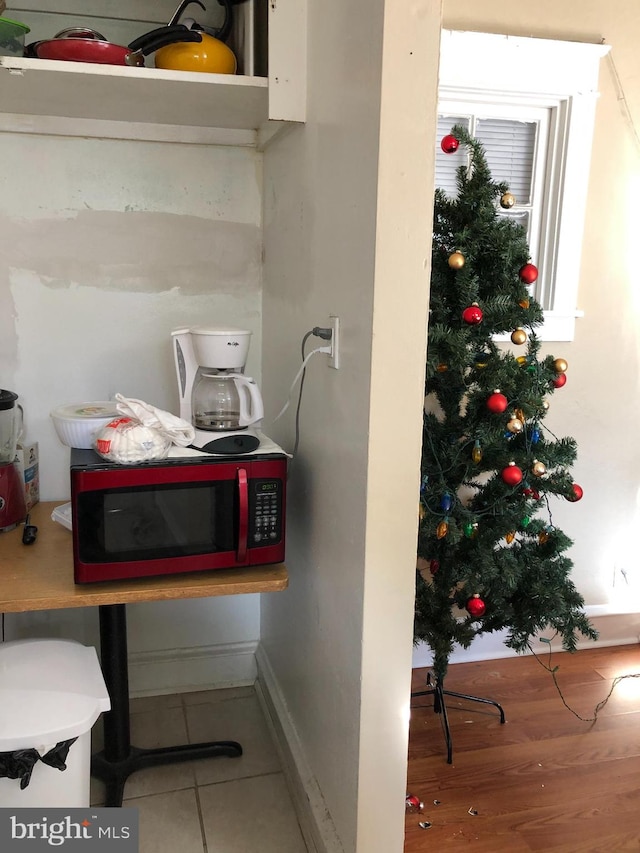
[
  {"xmin": 95, "ymin": 417, "xmax": 171, "ymax": 464},
  {"xmin": 114, "ymin": 393, "xmax": 195, "ymax": 447}
]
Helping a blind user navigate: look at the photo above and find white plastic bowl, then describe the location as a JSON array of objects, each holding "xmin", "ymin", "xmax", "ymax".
[{"xmin": 50, "ymin": 402, "xmax": 120, "ymax": 449}]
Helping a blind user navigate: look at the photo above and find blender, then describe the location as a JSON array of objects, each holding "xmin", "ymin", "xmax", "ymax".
[
  {"xmin": 172, "ymin": 326, "xmax": 264, "ymax": 454},
  {"xmin": 0, "ymin": 389, "xmax": 27, "ymax": 532}
]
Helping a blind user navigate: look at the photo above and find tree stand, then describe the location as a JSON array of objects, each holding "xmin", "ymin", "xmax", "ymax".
[{"xmin": 411, "ymin": 672, "xmax": 505, "ymax": 764}]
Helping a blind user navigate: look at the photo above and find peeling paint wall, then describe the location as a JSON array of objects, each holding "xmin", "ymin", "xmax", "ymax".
[
  {"xmin": 1, "ymin": 133, "xmax": 263, "ymax": 499},
  {"xmin": 0, "ymin": 131, "xmax": 264, "ymax": 665}
]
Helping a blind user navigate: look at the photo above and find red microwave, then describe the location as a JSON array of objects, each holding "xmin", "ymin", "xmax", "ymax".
[{"xmin": 70, "ymin": 449, "xmax": 286, "ymax": 583}]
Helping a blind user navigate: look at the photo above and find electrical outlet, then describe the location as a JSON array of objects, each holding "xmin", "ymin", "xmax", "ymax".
[{"xmin": 328, "ymin": 315, "xmax": 340, "ymax": 369}]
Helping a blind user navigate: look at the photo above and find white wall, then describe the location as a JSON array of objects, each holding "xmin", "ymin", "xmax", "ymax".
[
  {"xmin": 259, "ymin": 1, "xmax": 442, "ymax": 851},
  {"xmin": 0, "ymin": 131, "xmax": 264, "ymax": 680}
]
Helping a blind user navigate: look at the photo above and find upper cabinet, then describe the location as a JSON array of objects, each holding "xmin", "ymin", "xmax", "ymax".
[{"xmin": 0, "ymin": 0, "xmax": 306, "ymax": 147}]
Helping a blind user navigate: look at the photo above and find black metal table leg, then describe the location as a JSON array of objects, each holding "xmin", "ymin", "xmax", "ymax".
[
  {"xmin": 91, "ymin": 603, "xmax": 243, "ymax": 807},
  {"xmin": 411, "ymin": 672, "xmax": 505, "ymax": 764}
]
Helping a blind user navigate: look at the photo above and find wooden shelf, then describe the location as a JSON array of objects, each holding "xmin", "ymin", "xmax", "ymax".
[
  {"xmin": 0, "ymin": 502, "xmax": 288, "ymax": 613},
  {"xmin": 0, "ymin": 56, "xmax": 274, "ymax": 145}
]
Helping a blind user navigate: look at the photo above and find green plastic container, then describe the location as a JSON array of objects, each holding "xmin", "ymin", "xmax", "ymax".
[{"xmin": 0, "ymin": 17, "xmax": 30, "ymax": 57}]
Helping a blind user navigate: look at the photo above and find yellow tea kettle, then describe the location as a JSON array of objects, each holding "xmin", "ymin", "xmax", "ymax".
[{"xmin": 154, "ymin": 0, "xmax": 237, "ymax": 75}]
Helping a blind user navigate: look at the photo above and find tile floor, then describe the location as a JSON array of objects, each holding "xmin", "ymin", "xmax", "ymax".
[{"xmin": 91, "ymin": 685, "xmax": 309, "ymax": 853}]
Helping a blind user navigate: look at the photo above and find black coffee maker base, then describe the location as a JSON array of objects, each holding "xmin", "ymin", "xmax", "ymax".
[{"xmin": 193, "ymin": 434, "xmax": 261, "ymax": 454}]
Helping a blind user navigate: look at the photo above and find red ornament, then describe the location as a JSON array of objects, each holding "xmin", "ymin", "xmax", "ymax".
[
  {"xmin": 406, "ymin": 794, "xmax": 424, "ymax": 812},
  {"xmin": 519, "ymin": 263, "xmax": 538, "ymax": 284},
  {"xmin": 567, "ymin": 483, "xmax": 584, "ymax": 502},
  {"xmin": 441, "ymin": 134, "xmax": 459, "ymax": 154},
  {"xmin": 486, "ymin": 392, "xmax": 508, "ymax": 413},
  {"xmin": 523, "ymin": 487, "xmax": 541, "ymax": 500},
  {"xmin": 429, "ymin": 559, "xmax": 440, "ymax": 575},
  {"xmin": 466, "ymin": 595, "xmax": 486, "ymax": 618},
  {"xmin": 501, "ymin": 463, "xmax": 523, "ymax": 486},
  {"xmin": 462, "ymin": 304, "xmax": 483, "ymax": 325},
  {"xmin": 552, "ymin": 373, "xmax": 567, "ymax": 388}
]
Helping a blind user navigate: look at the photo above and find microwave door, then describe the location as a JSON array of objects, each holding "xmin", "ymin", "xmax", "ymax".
[{"xmin": 98, "ymin": 481, "xmax": 235, "ymax": 561}]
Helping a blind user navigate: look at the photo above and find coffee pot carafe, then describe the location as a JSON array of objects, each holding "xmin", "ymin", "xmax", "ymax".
[
  {"xmin": 192, "ymin": 371, "xmax": 263, "ymax": 432},
  {"xmin": 0, "ymin": 389, "xmax": 27, "ymax": 531},
  {"xmin": 172, "ymin": 326, "xmax": 264, "ymax": 454}
]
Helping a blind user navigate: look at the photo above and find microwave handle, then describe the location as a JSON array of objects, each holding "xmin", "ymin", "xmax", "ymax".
[{"xmin": 237, "ymin": 467, "xmax": 248, "ymax": 562}]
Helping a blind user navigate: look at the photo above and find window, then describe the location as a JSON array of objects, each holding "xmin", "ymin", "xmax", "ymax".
[{"xmin": 437, "ymin": 31, "xmax": 610, "ymax": 341}]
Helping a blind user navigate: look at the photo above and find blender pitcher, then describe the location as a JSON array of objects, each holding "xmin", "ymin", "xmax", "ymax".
[
  {"xmin": 0, "ymin": 390, "xmax": 22, "ymax": 464},
  {"xmin": 0, "ymin": 389, "xmax": 26, "ymax": 532}
]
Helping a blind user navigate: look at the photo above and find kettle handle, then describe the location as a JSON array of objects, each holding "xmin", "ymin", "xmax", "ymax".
[
  {"xmin": 230, "ymin": 374, "xmax": 264, "ymax": 427},
  {"xmin": 168, "ymin": 0, "xmax": 234, "ymax": 43},
  {"xmin": 169, "ymin": 0, "xmax": 206, "ymax": 27}
]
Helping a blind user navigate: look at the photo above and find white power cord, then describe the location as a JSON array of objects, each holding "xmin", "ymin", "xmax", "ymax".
[{"xmin": 271, "ymin": 343, "xmax": 330, "ymax": 424}]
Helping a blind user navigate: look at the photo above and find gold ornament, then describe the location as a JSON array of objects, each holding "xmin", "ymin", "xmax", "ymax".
[
  {"xmin": 553, "ymin": 358, "xmax": 568, "ymax": 373},
  {"xmin": 511, "ymin": 328, "xmax": 527, "ymax": 345},
  {"xmin": 448, "ymin": 251, "xmax": 465, "ymax": 270},
  {"xmin": 506, "ymin": 417, "xmax": 524, "ymax": 434},
  {"xmin": 500, "ymin": 192, "xmax": 516, "ymax": 209},
  {"xmin": 516, "ymin": 356, "xmax": 528, "ymax": 366},
  {"xmin": 541, "ymin": 399, "xmax": 550, "ymax": 411},
  {"xmin": 531, "ymin": 459, "xmax": 547, "ymax": 477}
]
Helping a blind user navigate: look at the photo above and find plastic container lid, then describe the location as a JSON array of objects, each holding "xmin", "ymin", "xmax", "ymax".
[
  {"xmin": 0, "ymin": 639, "xmax": 110, "ymax": 751},
  {"xmin": 0, "ymin": 17, "xmax": 31, "ymax": 36},
  {"xmin": 51, "ymin": 502, "xmax": 73, "ymax": 531},
  {"xmin": 51, "ymin": 402, "xmax": 119, "ymax": 421}
]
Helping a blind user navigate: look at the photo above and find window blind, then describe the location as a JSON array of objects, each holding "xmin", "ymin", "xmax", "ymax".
[
  {"xmin": 435, "ymin": 115, "xmax": 469, "ymax": 197},
  {"xmin": 436, "ymin": 116, "xmax": 536, "ymax": 205}
]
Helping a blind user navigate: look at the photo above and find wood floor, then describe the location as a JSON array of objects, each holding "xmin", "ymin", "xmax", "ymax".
[{"xmin": 405, "ymin": 644, "xmax": 640, "ymax": 853}]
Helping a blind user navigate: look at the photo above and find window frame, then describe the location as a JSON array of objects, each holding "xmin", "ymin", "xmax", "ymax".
[{"xmin": 438, "ymin": 30, "xmax": 610, "ymax": 342}]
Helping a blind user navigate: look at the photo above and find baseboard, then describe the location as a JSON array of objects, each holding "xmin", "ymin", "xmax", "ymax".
[
  {"xmin": 127, "ymin": 640, "xmax": 259, "ymax": 697},
  {"xmin": 412, "ymin": 610, "xmax": 640, "ymax": 669},
  {"xmin": 255, "ymin": 644, "xmax": 345, "ymax": 853}
]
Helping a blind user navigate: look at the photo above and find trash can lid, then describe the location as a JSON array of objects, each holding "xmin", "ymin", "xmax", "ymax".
[{"xmin": 0, "ymin": 639, "xmax": 110, "ymax": 751}]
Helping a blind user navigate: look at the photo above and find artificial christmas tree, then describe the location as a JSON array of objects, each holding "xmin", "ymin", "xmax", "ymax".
[{"xmin": 414, "ymin": 125, "xmax": 596, "ymax": 747}]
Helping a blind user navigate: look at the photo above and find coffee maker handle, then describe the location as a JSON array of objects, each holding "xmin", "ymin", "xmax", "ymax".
[{"xmin": 233, "ymin": 375, "xmax": 264, "ymax": 426}]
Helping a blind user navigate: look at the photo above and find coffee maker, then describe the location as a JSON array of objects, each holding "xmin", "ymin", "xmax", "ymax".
[
  {"xmin": 0, "ymin": 389, "xmax": 27, "ymax": 532},
  {"xmin": 172, "ymin": 326, "xmax": 264, "ymax": 454}
]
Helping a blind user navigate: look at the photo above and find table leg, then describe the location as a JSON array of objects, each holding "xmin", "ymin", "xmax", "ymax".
[{"xmin": 90, "ymin": 603, "xmax": 243, "ymax": 807}]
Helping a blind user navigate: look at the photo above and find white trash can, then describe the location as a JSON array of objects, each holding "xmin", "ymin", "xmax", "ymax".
[{"xmin": 0, "ymin": 638, "xmax": 110, "ymax": 807}]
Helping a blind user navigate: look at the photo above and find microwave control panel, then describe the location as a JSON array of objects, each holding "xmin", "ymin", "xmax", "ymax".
[{"xmin": 249, "ymin": 479, "xmax": 283, "ymax": 546}]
